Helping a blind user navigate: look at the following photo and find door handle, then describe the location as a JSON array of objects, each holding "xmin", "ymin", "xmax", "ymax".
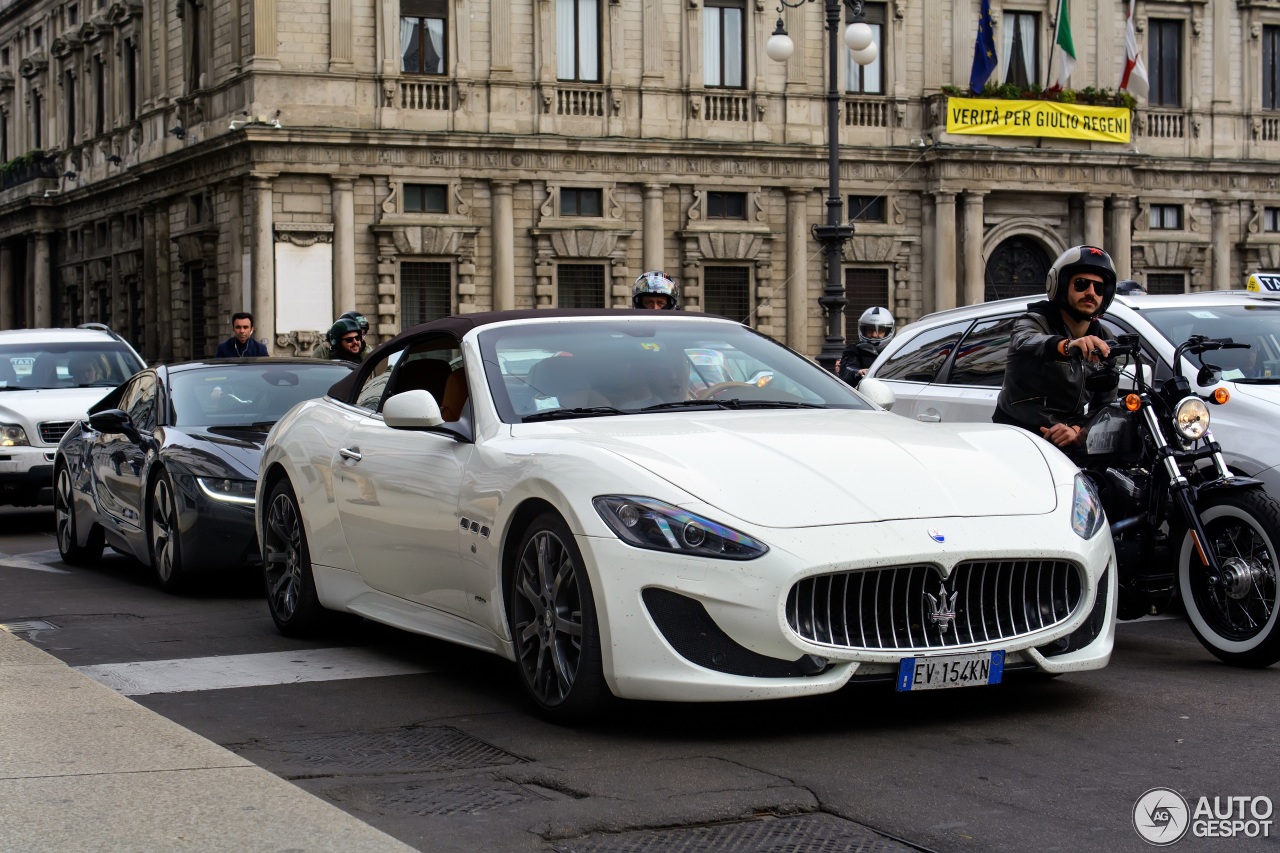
[
  {"xmin": 916, "ymin": 413, "xmax": 941, "ymax": 423},
  {"xmin": 338, "ymin": 447, "xmax": 362, "ymax": 462}
]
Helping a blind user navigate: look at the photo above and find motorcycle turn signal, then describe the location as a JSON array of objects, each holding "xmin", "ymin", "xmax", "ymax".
[{"xmin": 1211, "ymin": 387, "xmax": 1230, "ymax": 405}]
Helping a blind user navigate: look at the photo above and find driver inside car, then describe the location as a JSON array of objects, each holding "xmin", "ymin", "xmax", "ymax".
[{"xmin": 993, "ymin": 245, "xmax": 1120, "ymax": 450}]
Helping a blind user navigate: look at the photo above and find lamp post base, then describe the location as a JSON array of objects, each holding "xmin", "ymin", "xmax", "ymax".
[{"xmin": 813, "ymin": 223, "xmax": 854, "ymax": 373}]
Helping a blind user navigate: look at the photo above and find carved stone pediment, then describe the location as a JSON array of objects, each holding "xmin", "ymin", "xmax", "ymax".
[
  {"xmin": 50, "ymin": 36, "xmax": 81, "ymax": 59},
  {"xmin": 59, "ymin": 265, "xmax": 84, "ymax": 288},
  {"xmin": 115, "ymin": 251, "xmax": 140, "ymax": 278},
  {"xmin": 0, "ymin": 71, "xmax": 13, "ymax": 92},
  {"xmin": 85, "ymin": 258, "xmax": 109, "ymax": 283},
  {"xmin": 378, "ymin": 224, "xmax": 480, "ymax": 258},
  {"xmin": 171, "ymin": 227, "xmax": 218, "ymax": 264},
  {"xmin": 1131, "ymin": 240, "xmax": 1209, "ymax": 272},
  {"xmin": 19, "ymin": 54, "xmax": 48, "ymax": 78},
  {"xmin": 105, "ymin": 0, "xmax": 144, "ymax": 25},
  {"xmin": 274, "ymin": 222, "xmax": 333, "ymax": 247},
  {"xmin": 842, "ymin": 234, "xmax": 916, "ymax": 265},
  {"xmin": 529, "ymin": 227, "xmax": 634, "ymax": 259},
  {"xmin": 677, "ymin": 230, "xmax": 768, "ymax": 262},
  {"xmin": 82, "ymin": 21, "xmax": 107, "ymax": 43}
]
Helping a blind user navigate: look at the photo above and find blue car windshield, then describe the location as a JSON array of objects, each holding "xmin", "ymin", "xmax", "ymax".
[
  {"xmin": 478, "ymin": 317, "xmax": 873, "ymax": 424},
  {"xmin": 169, "ymin": 363, "xmax": 354, "ymax": 427}
]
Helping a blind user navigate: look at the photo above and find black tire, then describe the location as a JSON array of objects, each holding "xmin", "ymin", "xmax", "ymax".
[
  {"xmin": 54, "ymin": 464, "xmax": 103, "ymax": 566},
  {"xmin": 262, "ymin": 479, "xmax": 328, "ymax": 636},
  {"xmin": 1176, "ymin": 489, "xmax": 1280, "ymax": 668},
  {"xmin": 149, "ymin": 470, "xmax": 187, "ymax": 592},
  {"xmin": 508, "ymin": 511, "xmax": 610, "ymax": 722}
]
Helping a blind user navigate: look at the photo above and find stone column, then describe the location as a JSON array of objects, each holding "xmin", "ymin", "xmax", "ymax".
[
  {"xmin": 32, "ymin": 233, "xmax": 51, "ymax": 328},
  {"xmin": 933, "ymin": 192, "xmax": 957, "ymax": 312},
  {"xmin": 921, "ymin": 192, "xmax": 935, "ymax": 316},
  {"xmin": 961, "ymin": 191, "xmax": 986, "ymax": 306},
  {"xmin": 1083, "ymin": 196, "xmax": 1106, "ymax": 249},
  {"xmin": 331, "ymin": 177, "xmax": 356, "ymax": 314},
  {"xmin": 1212, "ymin": 200, "xmax": 1232, "ymax": 292},
  {"xmin": 785, "ymin": 188, "xmax": 809, "ymax": 350},
  {"xmin": 329, "ymin": 0, "xmax": 353, "ymax": 71},
  {"xmin": 0, "ymin": 244, "xmax": 13, "ymax": 330},
  {"xmin": 252, "ymin": 0, "xmax": 280, "ymax": 69},
  {"xmin": 642, "ymin": 184, "xmax": 665, "ymax": 274},
  {"xmin": 1110, "ymin": 197, "xmax": 1133, "ymax": 280},
  {"xmin": 491, "ymin": 181, "xmax": 515, "ymax": 311},
  {"xmin": 141, "ymin": 207, "xmax": 157, "ymax": 359},
  {"xmin": 250, "ymin": 175, "xmax": 276, "ymax": 352},
  {"xmin": 155, "ymin": 200, "xmax": 173, "ymax": 361}
]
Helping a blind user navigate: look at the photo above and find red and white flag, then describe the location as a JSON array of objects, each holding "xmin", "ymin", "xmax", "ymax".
[{"xmin": 1120, "ymin": 0, "xmax": 1149, "ymax": 98}]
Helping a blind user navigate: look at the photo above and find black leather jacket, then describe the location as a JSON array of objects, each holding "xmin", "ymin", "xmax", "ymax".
[
  {"xmin": 993, "ymin": 300, "xmax": 1116, "ymax": 433},
  {"xmin": 838, "ymin": 341, "xmax": 881, "ymax": 383}
]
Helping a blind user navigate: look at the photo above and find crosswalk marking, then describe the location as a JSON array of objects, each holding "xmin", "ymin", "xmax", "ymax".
[
  {"xmin": 0, "ymin": 549, "xmax": 71, "ymax": 574},
  {"xmin": 76, "ymin": 647, "xmax": 433, "ymax": 695}
]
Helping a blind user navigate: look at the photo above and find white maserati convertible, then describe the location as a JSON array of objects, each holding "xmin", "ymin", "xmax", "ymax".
[{"xmin": 256, "ymin": 310, "xmax": 1116, "ymax": 720}]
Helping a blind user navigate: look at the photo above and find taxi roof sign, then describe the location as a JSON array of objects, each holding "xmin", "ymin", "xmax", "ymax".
[{"xmin": 1247, "ymin": 272, "xmax": 1280, "ymax": 292}]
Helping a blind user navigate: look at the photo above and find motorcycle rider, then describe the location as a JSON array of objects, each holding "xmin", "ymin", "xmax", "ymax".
[
  {"xmin": 633, "ymin": 271, "xmax": 679, "ymax": 310},
  {"xmin": 313, "ymin": 311, "xmax": 370, "ymax": 361},
  {"xmin": 993, "ymin": 245, "xmax": 1118, "ymax": 449},
  {"xmin": 837, "ymin": 306, "xmax": 894, "ymax": 384},
  {"xmin": 317, "ymin": 317, "xmax": 367, "ymax": 364}
]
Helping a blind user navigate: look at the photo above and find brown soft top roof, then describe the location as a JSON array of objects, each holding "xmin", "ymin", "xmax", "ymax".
[{"xmin": 326, "ymin": 308, "xmax": 727, "ymax": 401}]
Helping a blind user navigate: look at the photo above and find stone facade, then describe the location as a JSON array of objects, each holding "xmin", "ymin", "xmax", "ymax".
[{"xmin": 0, "ymin": 0, "xmax": 1278, "ymax": 361}]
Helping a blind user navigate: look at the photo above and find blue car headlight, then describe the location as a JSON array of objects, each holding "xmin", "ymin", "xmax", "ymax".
[
  {"xmin": 593, "ymin": 495, "xmax": 768, "ymax": 560},
  {"xmin": 1071, "ymin": 474, "xmax": 1105, "ymax": 540},
  {"xmin": 196, "ymin": 477, "xmax": 257, "ymax": 506}
]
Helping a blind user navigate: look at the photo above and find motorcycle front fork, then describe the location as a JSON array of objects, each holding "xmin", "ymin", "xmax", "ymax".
[{"xmin": 1141, "ymin": 408, "xmax": 1223, "ymax": 577}]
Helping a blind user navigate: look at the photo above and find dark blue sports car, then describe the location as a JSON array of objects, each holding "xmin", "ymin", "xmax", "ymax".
[{"xmin": 53, "ymin": 358, "xmax": 355, "ymax": 590}]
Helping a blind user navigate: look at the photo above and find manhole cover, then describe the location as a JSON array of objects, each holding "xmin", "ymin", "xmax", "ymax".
[
  {"xmin": 325, "ymin": 779, "xmax": 533, "ymax": 817},
  {"xmin": 550, "ymin": 813, "xmax": 920, "ymax": 853},
  {"xmin": 264, "ymin": 725, "xmax": 526, "ymax": 774},
  {"xmin": 0, "ymin": 620, "xmax": 58, "ymax": 634}
]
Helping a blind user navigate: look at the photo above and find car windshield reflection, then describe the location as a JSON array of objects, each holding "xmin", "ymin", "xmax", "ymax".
[
  {"xmin": 1141, "ymin": 304, "xmax": 1280, "ymax": 382},
  {"xmin": 169, "ymin": 363, "xmax": 354, "ymax": 428},
  {"xmin": 479, "ymin": 319, "xmax": 871, "ymax": 424},
  {"xmin": 0, "ymin": 343, "xmax": 143, "ymax": 390}
]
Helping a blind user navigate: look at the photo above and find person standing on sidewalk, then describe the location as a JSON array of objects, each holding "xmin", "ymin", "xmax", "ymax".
[{"xmin": 214, "ymin": 312, "xmax": 268, "ymax": 358}]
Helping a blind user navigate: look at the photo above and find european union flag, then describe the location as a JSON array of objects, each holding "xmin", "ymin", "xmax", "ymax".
[{"xmin": 969, "ymin": 0, "xmax": 998, "ymax": 93}]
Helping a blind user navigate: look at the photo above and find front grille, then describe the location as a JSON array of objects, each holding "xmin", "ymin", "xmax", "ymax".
[
  {"xmin": 38, "ymin": 421, "xmax": 75, "ymax": 445},
  {"xmin": 786, "ymin": 560, "xmax": 1085, "ymax": 651}
]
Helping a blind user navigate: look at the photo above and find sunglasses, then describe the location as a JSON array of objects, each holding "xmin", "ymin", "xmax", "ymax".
[
  {"xmin": 340, "ymin": 335, "xmax": 361, "ymax": 344},
  {"xmin": 1071, "ymin": 277, "xmax": 1104, "ymax": 294}
]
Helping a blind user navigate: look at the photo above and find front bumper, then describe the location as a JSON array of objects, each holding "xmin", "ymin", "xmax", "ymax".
[
  {"xmin": 172, "ymin": 473, "xmax": 260, "ymax": 573},
  {"xmin": 578, "ymin": 510, "xmax": 1116, "ymax": 702},
  {"xmin": 0, "ymin": 448, "xmax": 56, "ymax": 505}
]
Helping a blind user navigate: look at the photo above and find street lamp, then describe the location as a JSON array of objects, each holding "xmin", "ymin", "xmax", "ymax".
[{"xmin": 767, "ymin": 0, "xmax": 878, "ymax": 372}]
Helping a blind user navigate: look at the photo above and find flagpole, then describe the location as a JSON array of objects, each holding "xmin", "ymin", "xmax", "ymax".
[{"xmin": 1045, "ymin": 0, "xmax": 1062, "ymax": 89}]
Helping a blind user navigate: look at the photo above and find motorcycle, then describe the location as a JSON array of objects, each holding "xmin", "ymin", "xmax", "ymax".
[{"xmin": 1075, "ymin": 334, "xmax": 1280, "ymax": 667}]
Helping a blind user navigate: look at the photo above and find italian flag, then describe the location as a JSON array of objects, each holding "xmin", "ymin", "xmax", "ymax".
[{"xmin": 1052, "ymin": 0, "xmax": 1076, "ymax": 89}]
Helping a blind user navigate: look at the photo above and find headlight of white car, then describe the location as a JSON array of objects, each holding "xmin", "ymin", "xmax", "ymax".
[
  {"xmin": 1071, "ymin": 474, "xmax": 1105, "ymax": 540},
  {"xmin": 0, "ymin": 424, "xmax": 30, "ymax": 447},
  {"xmin": 196, "ymin": 477, "xmax": 258, "ymax": 505},
  {"xmin": 593, "ymin": 495, "xmax": 769, "ymax": 560},
  {"xmin": 1173, "ymin": 396, "xmax": 1210, "ymax": 441}
]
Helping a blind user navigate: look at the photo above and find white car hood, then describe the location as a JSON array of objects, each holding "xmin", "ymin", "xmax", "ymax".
[
  {"xmin": 523, "ymin": 410, "xmax": 1056, "ymax": 528},
  {"xmin": 1225, "ymin": 380, "xmax": 1280, "ymax": 407},
  {"xmin": 0, "ymin": 387, "xmax": 109, "ymax": 430}
]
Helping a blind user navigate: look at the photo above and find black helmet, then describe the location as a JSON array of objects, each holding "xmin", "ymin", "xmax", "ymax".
[
  {"xmin": 338, "ymin": 310, "xmax": 369, "ymax": 335},
  {"xmin": 632, "ymin": 271, "xmax": 678, "ymax": 310},
  {"xmin": 858, "ymin": 306, "xmax": 895, "ymax": 346},
  {"xmin": 1115, "ymin": 279, "xmax": 1146, "ymax": 296},
  {"xmin": 326, "ymin": 317, "xmax": 362, "ymax": 347},
  {"xmin": 1046, "ymin": 245, "xmax": 1117, "ymax": 318}
]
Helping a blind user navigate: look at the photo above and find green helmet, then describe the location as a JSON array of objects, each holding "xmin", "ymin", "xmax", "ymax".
[{"xmin": 326, "ymin": 317, "xmax": 362, "ymax": 347}]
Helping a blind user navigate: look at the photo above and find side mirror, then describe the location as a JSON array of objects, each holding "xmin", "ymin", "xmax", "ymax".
[
  {"xmin": 855, "ymin": 376, "xmax": 896, "ymax": 410},
  {"xmin": 89, "ymin": 408, "xmax": 140, "ymax": 440},
  {"xmin": 383, "ymin": 390, "xmax": 445, "ymax": 430}
]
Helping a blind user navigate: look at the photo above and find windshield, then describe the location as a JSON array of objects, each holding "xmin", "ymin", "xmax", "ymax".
[
  {"xmin": 1139, "ymin": 304, "xmax": 1280, "ymax": 382},
  {"xmin": 0, "ymin": 342, "xmax": 143, "ymax": 390},
  {"xmin": 169, "ymin": 362, "xmax": 354, "ymax": 427},
  {"xmin": 479, "ymin": 318, "xmax": 873, "ymax": 424}
]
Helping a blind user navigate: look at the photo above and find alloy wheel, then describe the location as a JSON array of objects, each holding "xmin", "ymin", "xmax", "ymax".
[
  {"xmin": 151, "ymin": 478, "xmax": 177, "ymax": 582},
  {"xmin": 264, "ymin": 491, "xmax": 302, "ymax": 622},
  {"xmin": 512, "ymin": 529, "xmax": 585, "ymax": 706},
  {"xmin": 54, "ymin": 468, "xmax": 75, "ymax": 555}
]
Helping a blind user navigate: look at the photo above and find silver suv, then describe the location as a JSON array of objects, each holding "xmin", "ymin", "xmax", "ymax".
[
  {"xmin": 0, "ymin": 324, "xmax": 145, "ymax": 506},
  {"xmin": 867, "ymin": 290, "xmax": 1280, "ymax": 495}
]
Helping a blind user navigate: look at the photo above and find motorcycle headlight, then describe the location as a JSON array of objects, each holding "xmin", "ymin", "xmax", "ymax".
[
  {"xmin": 196, "ymin": 477, "xmax": 258, "ymax": 505},
  {"xmin": 1071, "ymin": 474, "xmax": 1105, "ymax": 540},
  {"xmin": 0, "ymin": 424, "xmax": 30, "ymax": 447},
  {"xmin": 593, "ymin": 495, "xmax": 768, "ymax": 560},
  {"xmin": 1173, "ymin": 396, "xmax": 1210, "ymax": 441}
]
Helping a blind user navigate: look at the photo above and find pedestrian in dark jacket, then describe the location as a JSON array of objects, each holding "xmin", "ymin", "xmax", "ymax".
[
  {"xmin": 214, "ymin": 312, "xmax": 268, "ymax": 358},
  {"xmin": 994, "ymin": 246, "xmax": 1119, "ymax": 449}
]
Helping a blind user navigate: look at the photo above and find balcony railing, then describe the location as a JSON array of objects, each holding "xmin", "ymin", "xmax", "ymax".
[
  {"xmin": 704, "ymin": 94, "xmax": 750, "ymax": 122},
  {"xmin": 1144, "ymin": 109, "xmax": 1185, "ymax": 139},
  {"xmin": 0, "ymin": 156, "xmax": 58, "ymax": 190},
  {"xmin": 399, "ymin": 79, "xmax": 451, "ymax": 111},
  {"xmin": 1261, "ymin": 116, "xmax": 1280, "ymax": 142},
  {"xmin": 557, "ymin": 87, "xmax": 605, "ymax": 117},
  {"xmin": 844, "ymin": 97, "xmax": 890, "ymax": 128}
]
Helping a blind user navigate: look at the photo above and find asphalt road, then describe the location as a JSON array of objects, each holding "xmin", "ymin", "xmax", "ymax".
[{"xmin": 2, "ymin": 506, "xmax": 1277, "ymax": 853}]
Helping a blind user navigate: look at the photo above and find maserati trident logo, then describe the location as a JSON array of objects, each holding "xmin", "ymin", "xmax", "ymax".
[{"xmin": 925, "ymin": 583, "xmax": 959, "ymax": 633}]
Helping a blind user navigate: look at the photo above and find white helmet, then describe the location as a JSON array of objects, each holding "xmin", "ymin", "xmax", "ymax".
[
  {"xmin": 632, "ymin": 271, "xmax": 678, "ymax": 310},
  {"xmin": 858, "ymin": 307, "xmax": 895, "ymax": 346}
]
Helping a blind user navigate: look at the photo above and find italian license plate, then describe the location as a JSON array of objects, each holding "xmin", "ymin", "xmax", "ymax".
[{"xmin": 896, "ymin": 650, "xmax": 1005, "ymax": 691}]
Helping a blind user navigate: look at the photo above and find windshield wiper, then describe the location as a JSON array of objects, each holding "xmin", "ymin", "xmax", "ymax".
[
  {"xmin": 640, "ymin": 399, "xmax": 732, "ymax": 412},
  {"xmin": 523, "ymin": 406, "xmax": 630, "ymax": 422},
  {"xmin": 1234, "ymin": 378, "xmax": 1280, "ymax": 385},
  {"xmin": 712, "ymin": 399, "xmax": 826, "ymax": 410}
]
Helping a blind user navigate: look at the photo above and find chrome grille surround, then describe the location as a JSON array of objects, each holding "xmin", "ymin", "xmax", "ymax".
[
  {"xmin": 786, "ymin": 559, "xmax": 1085, "ymax": 652},
  {"xmin": 38, "ymin": 421, "xmax": 76, "ymax": 445}
]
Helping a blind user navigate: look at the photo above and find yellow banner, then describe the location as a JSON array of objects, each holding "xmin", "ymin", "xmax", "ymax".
[{"xmin": 946, "ymin": 97, "xmax": 1132, "ymax": 143}]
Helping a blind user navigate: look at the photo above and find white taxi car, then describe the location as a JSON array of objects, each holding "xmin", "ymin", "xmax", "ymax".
[
  {"xmin": 257, "ymin": 310, "xmax": 1116, "ymax": 720},
  {"xmin": 1, "ymin": 324, "xmax": 145, "ymax": 506},
  {"xmin": 866, "ymin": 290, "xmax": 1280, "ymax": 496}
]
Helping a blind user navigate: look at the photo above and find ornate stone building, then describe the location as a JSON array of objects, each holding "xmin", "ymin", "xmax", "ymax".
[{"xmin": 0, "ymin": 0, "xmax": 1278, "ymax": 361}]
